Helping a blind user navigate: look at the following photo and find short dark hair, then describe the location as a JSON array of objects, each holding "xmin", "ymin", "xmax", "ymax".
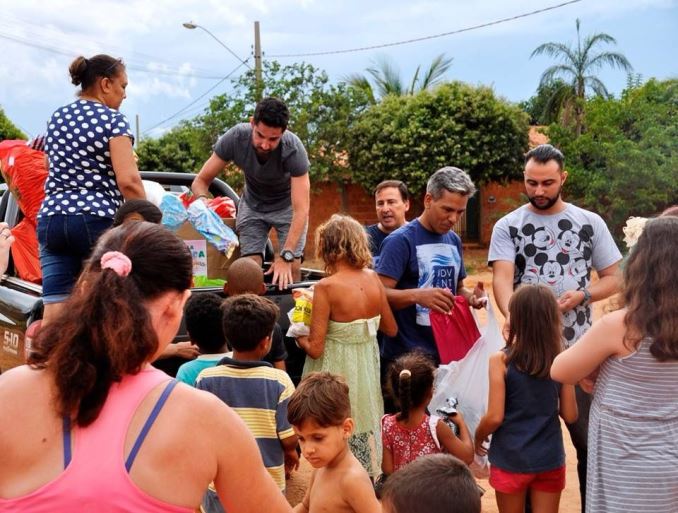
[
  {"xmin": 525, "ymin": 144, "xmax": 565, "ymax": 171},
  {"xmin": 221, "ymin": 294, "xmax": 279, "ymax": 352},
  {"xmin": 184, "ymin": 293, "xmax": 226, "ymax": 353},
  {"xmin": 225, "ymin": 257, "xmax": 264, "ymax": 296},
  {"xmin": 374, "ymin": 180, "xmax": 409, "ymax": 202},
  {"xmin": 382, "ymin": 454, "xmax": 481, "ymax": 513},
  {"xmin": 387, "ymin": 351, "xmax": 436, "ymax": 422},
  {"xmin": 253, "ymin": 97, "xmax": 289, "ymax": 130},
  {"xmin": 113, "ymin": 199, "xmax": 162, "ymax": 227},
  {"xmin": 287, "ymin": 372, "xmax": 351, "ymax": 427}
]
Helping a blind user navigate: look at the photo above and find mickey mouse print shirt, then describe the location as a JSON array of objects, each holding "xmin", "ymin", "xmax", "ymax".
[
  {"xmin": 488, "ymin": 203, "xmax": 621, "ymax": 346},
  {"xmin": 39, "ymin": 99, "xmax": 134, "ymax": 219}
]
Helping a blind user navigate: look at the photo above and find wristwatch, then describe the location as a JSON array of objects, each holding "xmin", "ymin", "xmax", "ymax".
[
  {"xmin": 280, "ymin": 249, "xmax": 295, "ymax": 263},
  {"xmin": 581, "ymin": 288, "xmax": 592, "ymax": 306}
]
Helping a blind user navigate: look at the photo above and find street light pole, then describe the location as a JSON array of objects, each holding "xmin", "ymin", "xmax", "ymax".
[
  {"xmin": 253, "ymin": 21, "xmax": 263, "ymax": 101},
  {"xmin": 182, "ymin": 22, "xmax": 251, "ymax": 70}
]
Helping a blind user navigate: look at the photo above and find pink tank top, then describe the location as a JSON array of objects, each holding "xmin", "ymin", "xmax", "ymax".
[{"xmin": 0, "ymin": 368, "xmax": 194, "ymax": 512}]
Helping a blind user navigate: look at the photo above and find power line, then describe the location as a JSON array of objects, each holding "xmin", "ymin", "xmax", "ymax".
[
  {"xmin": 0, "ymin": 31, "xmax": 225, "ymax": 80},
  {"xmin": 268, "ymin": 0, "xmax": 583, "ymax": 58},
  {"xmin": 142, "ymin": 60, "xmax": 250, "ymax": 136}
]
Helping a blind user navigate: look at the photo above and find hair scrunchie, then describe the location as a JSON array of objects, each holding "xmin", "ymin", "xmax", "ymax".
[
  {"xmin": 399, "ymin": 369, "xmax": 412, "ymax": 379},
  {"xmin": 101, "ymin": 251, "xmax": 132, "ymax": 277}
]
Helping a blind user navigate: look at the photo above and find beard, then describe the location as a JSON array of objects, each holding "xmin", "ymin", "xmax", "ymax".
[{"xmin": 528, "ymin": 187, "xmax": 562, "ymax": 210}]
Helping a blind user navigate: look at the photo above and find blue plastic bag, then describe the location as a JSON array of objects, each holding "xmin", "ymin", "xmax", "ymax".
[{"xmin": 159, "ymin": 193, "xmax": 188, "ymax": 230}]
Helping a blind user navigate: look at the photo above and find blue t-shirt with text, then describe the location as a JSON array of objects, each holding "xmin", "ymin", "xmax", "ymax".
[{"xmin": 376, "ymin": 219, "xmax": 466, "ymax": 361}]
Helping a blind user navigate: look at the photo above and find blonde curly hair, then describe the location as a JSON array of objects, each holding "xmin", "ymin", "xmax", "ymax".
[{"xmin": 315, "ymin": 214, "xmax": 372, "ymax": 275}]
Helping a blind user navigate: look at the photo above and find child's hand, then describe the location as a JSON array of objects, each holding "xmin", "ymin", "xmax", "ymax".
[
  {"xmin": 296, "ymin": 336, "xmax": 310, "ymax": 352},
  {"xmin": 475, "ymin": 434, "xmax": 489, "ymax": 456},
  {"xmin": 284, "ymin": 448, "xmax": 300, "ymax": 478},
  {"xmin": 448, "ymin": 410, "xmax": 465, "ymax": 427}
]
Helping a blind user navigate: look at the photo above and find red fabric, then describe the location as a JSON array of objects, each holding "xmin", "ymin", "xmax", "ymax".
[
  {"xmin": 10, "ymin": 218, "xmax": 41, "ymax": 283},
  {"xmin": 430, "ymin": 295, "xmax": 481, "ymax": 364},
  {"xmin": 0, "ymin": 140, "xmax": 48, "ymax": 283},
  {"xmin": 489, "ymin": 465, "xmax": 566, "ymax": 494},
  {"xmin": 207, "ymin": 196, "xmax": 236, "ymax": 218}
]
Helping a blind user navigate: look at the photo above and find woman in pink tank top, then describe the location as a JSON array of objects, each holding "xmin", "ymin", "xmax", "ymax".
[{"xmin": 0, "ymin": 221, "xmax": 292, "ymax": 513}]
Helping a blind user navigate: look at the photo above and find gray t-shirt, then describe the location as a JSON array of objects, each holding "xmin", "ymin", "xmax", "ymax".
[
  {"xmin": 488, "ymin": 203, "xmax": 621, "ymax": 346},
  {"xmin": 213, "ymin": 123, "xmax": 310, "ymax": 212}
]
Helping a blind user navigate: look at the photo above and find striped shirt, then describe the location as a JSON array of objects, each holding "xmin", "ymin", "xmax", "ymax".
[{"xmin": 196, "ymin": 358, "xmax": 295, "ymax": 491}]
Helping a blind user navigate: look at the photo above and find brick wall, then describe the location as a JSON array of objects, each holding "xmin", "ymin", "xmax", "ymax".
[{"xmin": 269, "ymin": 180, "xmax": 524, "ymax": 256}]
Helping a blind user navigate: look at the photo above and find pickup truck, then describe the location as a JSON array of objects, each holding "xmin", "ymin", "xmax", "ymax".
[{"xmin": 0, "ymin": 171, "xmax": 322, "ymax": 382}]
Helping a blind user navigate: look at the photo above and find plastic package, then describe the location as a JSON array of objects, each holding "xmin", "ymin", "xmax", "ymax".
[
  {"xmin": 429, "ymin": 300, "xmax": 504, "ymax": 478},
  {"xmin": 187, "ymin": 200, "xmax": 238, "ymax": 258},
  {"xmin": 142, "ymin": 180, "xmax": 165, "ymax": 206},
  {"xmin": 430, "ymin": 295, "xmax": 482, "ymax": 364},
  {"xmin": 159, "ymin": 193, "xmax": 188, "ymax": 230},
  {"xmin": 286, "ymin": 288, "xmax": 314, "ymax": 338}
]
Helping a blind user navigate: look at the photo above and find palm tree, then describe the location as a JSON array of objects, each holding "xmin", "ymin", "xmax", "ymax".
[
  {"xmin": 345, "ymin": 53, "xmax": 453, "ymax": 104},
  {"xmin": 531, "ymin": 19, "xmax": 632, "ymax": 135}
]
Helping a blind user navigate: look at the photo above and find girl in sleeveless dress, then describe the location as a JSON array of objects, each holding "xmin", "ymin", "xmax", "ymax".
[
  {"xmin": 552, "ymin": 217, "xmax": 678, "ymax": 513},
  {"xmin": 297, "ymin": 214, "xmax": 397, "ymax": 477},
  {"xmin": 381, "ymin": 350, "xmax": 474, "ymax": 477},
  {"xmin": 475, "ymin": 284, "xmax": 578, "ymax": 513}
]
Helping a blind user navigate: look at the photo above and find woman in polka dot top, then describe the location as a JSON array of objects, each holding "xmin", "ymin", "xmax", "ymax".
[{"xmin": 37, "ymin": 54, "xmax": 145, "ymax": 325}]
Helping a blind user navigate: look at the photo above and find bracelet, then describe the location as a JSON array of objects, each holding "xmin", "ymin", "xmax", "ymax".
[{"xmin": 195, "ymin": 193, "xmax": 211, "ymax": 200}]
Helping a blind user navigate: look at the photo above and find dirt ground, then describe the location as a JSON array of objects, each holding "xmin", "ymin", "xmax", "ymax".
[{"xmin": 288, "ymin": 249, "xmax": 584, "ymax": 512}]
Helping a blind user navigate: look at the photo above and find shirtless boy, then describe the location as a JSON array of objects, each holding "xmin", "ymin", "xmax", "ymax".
[{"xmin": 287, "ymin": 372, "xmax": 380, "ymax": 513}]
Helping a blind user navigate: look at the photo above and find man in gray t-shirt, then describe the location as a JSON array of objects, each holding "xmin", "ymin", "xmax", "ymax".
[
  {"xmin": 192, "ymin": 97, "xmax": 310, "ymax": 289},
  {"xmin": 488, "ymin": 144, "xmax": 622, "ymax": 512}
]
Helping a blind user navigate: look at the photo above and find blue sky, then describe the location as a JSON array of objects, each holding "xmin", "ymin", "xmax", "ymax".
[{"xmin": 0, "ymin": 0, "xmax": 675, "ymax": 140}]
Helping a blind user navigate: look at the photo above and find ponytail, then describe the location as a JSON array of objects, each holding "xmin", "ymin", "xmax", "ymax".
[
  {"xmin": 29, "ymin": 222, "xmax": 192, "ymax": 427},
  {"xmin": 396, "ymin": 369, "xmax": 412, "ymax": 421}
]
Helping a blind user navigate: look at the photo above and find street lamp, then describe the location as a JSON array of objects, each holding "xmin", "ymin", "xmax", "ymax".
[{"xmin": 182, "ymin": 21, "xmax": 251, "ymax": 69}]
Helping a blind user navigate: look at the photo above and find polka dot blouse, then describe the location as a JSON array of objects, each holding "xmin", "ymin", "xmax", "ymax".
[{"xmin": 40, "ymin": 99, "xmax": 134, "ymax": 219}]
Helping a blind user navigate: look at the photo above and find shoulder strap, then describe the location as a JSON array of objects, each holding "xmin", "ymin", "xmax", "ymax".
[
  {"xmin": 124, "ymin": 379, "xmax": 179, "ymax": 472},
  {"xmin": 62, "ymin": 416, "xmax": 72, "ymax": 469}
]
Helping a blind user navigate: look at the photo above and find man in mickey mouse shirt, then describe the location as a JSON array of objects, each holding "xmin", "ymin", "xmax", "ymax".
[{"xmin": 489, "ymin": 143, "xmax": 622, "ymax": 512}]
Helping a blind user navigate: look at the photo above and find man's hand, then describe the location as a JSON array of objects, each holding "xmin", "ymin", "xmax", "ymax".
[
  {"xmin": 265, "ymin": 258, "xmax": 294, "ymax": 290},
  {"xmin": 558, "ymin": 290, "xmax": 585, "ymax": 313},
  {"xmin": 415, "ymin": 287, "xmax": 455, "ymax": 314}
]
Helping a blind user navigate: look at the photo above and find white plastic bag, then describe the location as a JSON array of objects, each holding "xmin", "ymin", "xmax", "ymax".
[{"xmin": 429, "ymin": 300, "xmax": 504, "ymax": 477}]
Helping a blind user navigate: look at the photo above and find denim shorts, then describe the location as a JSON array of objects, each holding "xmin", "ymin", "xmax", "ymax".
[{"xmin": 37, "ymin": 214, "xmax": 113, "ymax": 303}]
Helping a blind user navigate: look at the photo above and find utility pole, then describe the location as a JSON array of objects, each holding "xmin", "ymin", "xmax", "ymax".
[
  {"xmin": 254, "ymin": 21, "xmax": 263, "ymax": 100},
  {"xmin": 135, "ymin": 114, "xmax": 140, "ymax": 145}
]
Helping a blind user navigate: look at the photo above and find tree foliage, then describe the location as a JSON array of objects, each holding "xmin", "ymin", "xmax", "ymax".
[
  {"xmin": 345, "ymin": 54, "xmax": 453, "ymax": 103},
  {"xmin": 548, "ymin": 78, "xmax": 677, "ymax": 241},
  {"xmin": 531, "ymin": 19, "xmax": 632, "ymax": 135},
  {"xmin": 348, "ymin": 81, "xmax": 529, "ymax": 196},
  {"xmin": 0, "ymin": 107, "xmax": 25, "ymax": 141},
  {"xmin": 137, "ymin": 61, "xmax": 370, "ymax": 187},
  {"xmin": 520, "ymin": 79, "xmax": 573, "ymax": 125}
]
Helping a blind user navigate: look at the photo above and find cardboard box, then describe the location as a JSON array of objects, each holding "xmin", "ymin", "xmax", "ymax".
[{"xmin": 175, "ymin": 218, "xmax": 239, "ymax": 280}]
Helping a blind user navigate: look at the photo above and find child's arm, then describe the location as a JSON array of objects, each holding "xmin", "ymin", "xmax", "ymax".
[
  {"xmin": 342, "ymin": 469, "xmax": 381, "ymax": 513},
  {"xmin": 436, "ymin": 412, "xmax": 474, "ymax": 465},
  {"xmin": 292, "ymin": 471, "xmax": 315, "ymax": 513},
  {"xmin": 381, "ymin": 445, "xmax": 394, "ymax": 476},
  {"xmin": 281, "ymin": 434, "xmax": 300, "ymax": 477},
  {"xmin": 559, "ymin": 384, "xmax": 578, "ymax": 424},
  {"xmin": 551, "ymin": 310, "xmax": 625, "ymax": 385},
  {"xmin": 474, "ymin": 351, "xmax": 506, "ymax": 455},
  {"xmin": 375, "ymin": 273, "xmax": 398, "ymax": 337},
  {"xmin": 297, "ymin": 281, "xmax": 330, "ymax": 359}
]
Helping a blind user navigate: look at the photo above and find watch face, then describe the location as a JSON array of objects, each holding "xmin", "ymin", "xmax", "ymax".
[{"xmin": 282, "ymin": 250, "xmax": 294, "ymax": 262}]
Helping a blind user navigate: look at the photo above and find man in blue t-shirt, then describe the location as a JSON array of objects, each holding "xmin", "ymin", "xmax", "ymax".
[
  {"xmin": 377, "ymin": 167, "xmax": 485, "ymax": 365},
  {"xmin": 365, "ymin": 180, "xmax": 410, "ymax": 266}
]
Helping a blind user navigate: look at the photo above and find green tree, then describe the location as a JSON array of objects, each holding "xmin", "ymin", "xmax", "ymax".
[
  {"xmin": 548, "ymin": 78, "xmax": 677, "ymax": 243},
  {"xmin": 348, "ymin": 81, "xmax": 529, "ymax": 196},
  {"xmin": 138, "ymin": 61, "xmax": 370, "ymax": 187},
  {"xmin": 0, "ymin": 107, "xmax": 26, "ymax": 141},
  {"xmin": 345, "ymin": 54, "xmax": 453, "ymax": 103},
  {"xmin": 520, "ymin": 79, "xmax": 573, "ymax": 125},
  {"xmin": 531, "ymin": 19, "xmax": 632, "ymax": 136}
]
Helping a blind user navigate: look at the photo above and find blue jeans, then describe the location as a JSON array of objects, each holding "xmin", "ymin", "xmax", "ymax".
[{"xmin": 37, "ymin": 214, "xmax": 112, "ymax": 303}]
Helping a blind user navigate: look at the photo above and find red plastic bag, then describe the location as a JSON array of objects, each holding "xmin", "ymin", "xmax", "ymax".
[
  {"xmin": 10, "ymin": 218, "xmax": 41, "ymax": 283},
  {"xmin": 0, "ymin": 140, "xmax": 48, "ymax": 221},
  {"xmin": 207, "ymin": 196, "xmax": 236, "ymax": 218},
  {"xmin": 430, "ymin": 295, "xmax": 481, "ymax": 364}
]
